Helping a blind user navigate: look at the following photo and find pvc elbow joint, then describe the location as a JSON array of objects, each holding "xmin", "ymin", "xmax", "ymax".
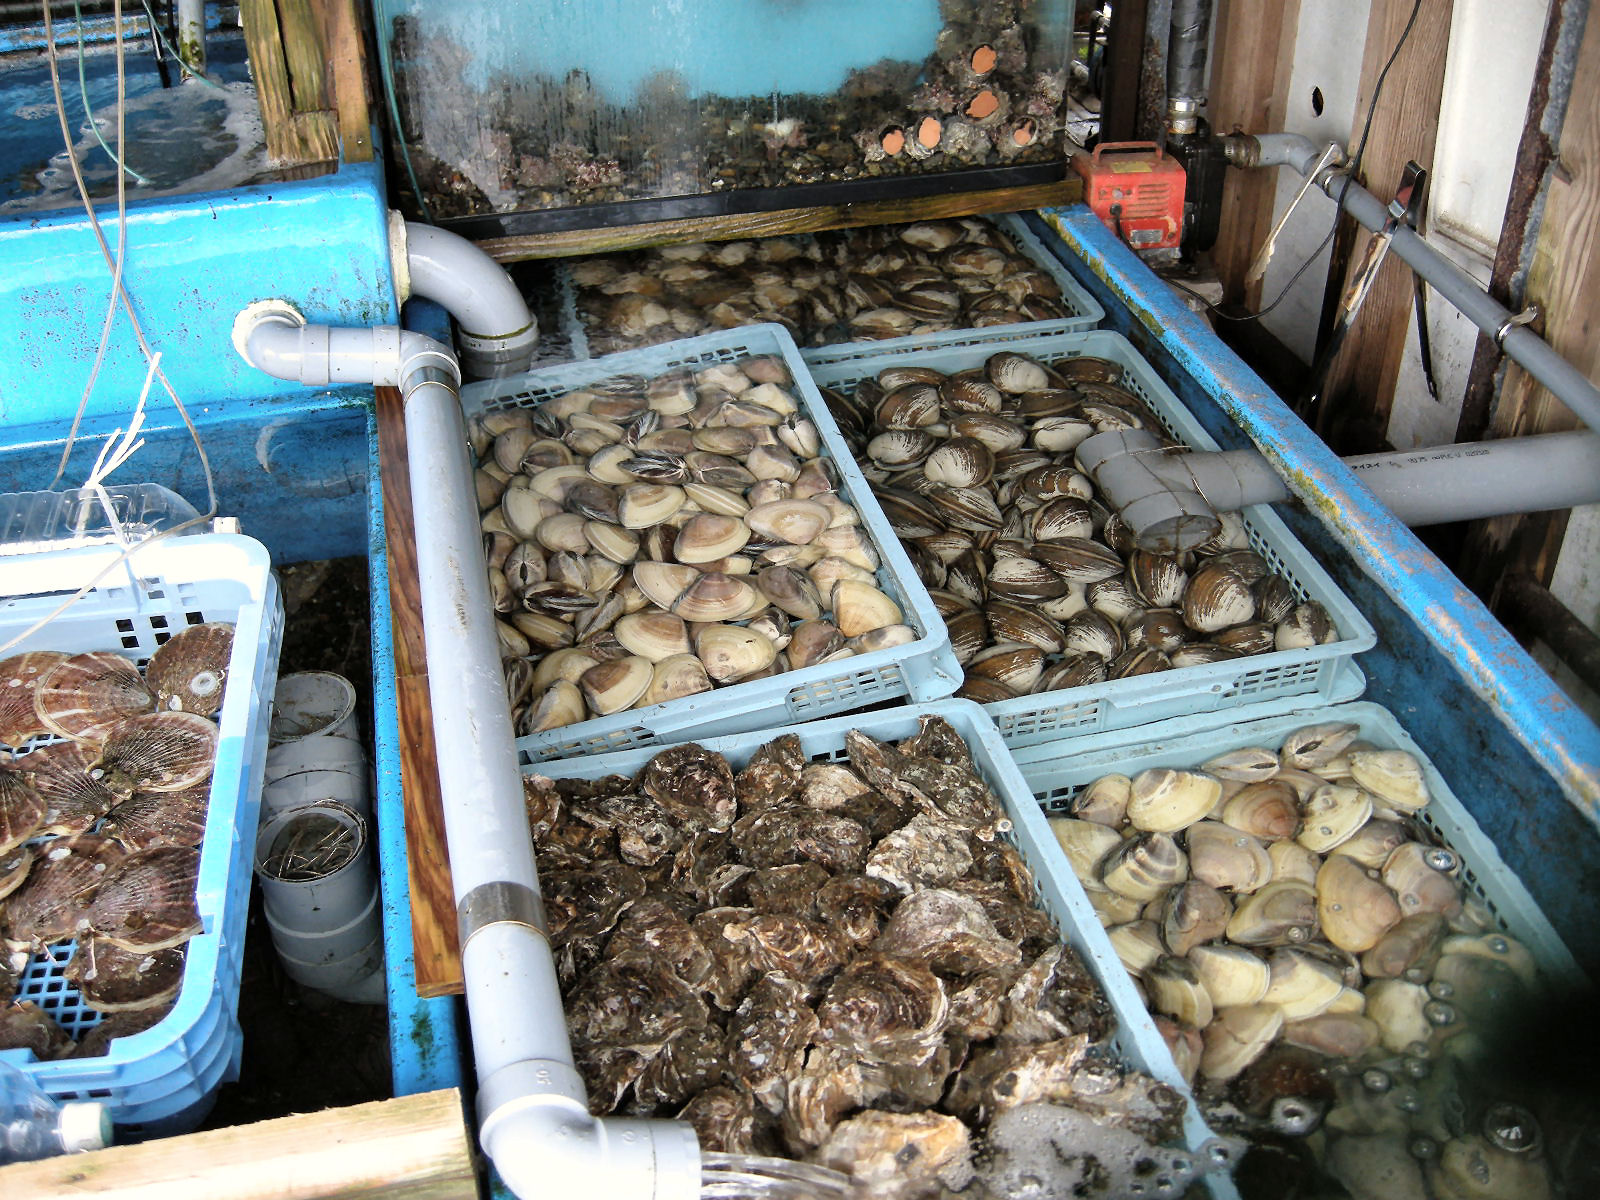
[{"xmin": 478, "ymin": 1061, "xmax": 700, "ymax": 1200}]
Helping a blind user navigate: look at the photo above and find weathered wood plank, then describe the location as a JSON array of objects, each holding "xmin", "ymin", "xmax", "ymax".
[
  {"xmin": 277, "ymin": 0, "xmax": 330, "ymax": 113},
  {"xmin": 1315, "ymin": 0, "xmax": 1455, "ymax": 453},
  {"xmin": 1210, "ymin": 0, "xmax": 1302, "ymax": 308},
  {"xmin": 239, "ymin": 0, "xmax": 297, "ymax": 163},
  {"xmin": 0, "ymin": 1089, "xmax": 479, "ymax": 1200},
  {"xmin": 473, "ymin": 178, "xmax": 1083, "ymax": 262},
  {"xmin": 376, "ymin": 386, "xmax": 462, "ymax": 996},
  {"xmin": 1463, "ymin": 9, "xmax": 1600, "ymax": 595},
  {"xmin": 312, "ymin": 0, "xmax": 374, "ymax": 162}
]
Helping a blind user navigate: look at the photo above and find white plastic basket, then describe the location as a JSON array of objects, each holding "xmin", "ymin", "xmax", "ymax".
[
  {"xmin": 805, "ymin": 329, "xmax": 1375, "ymax": 748},
  {"xmin": 0, "ymin": 534, "xmax": 283, "ymax": 1133},
  {"xmin": 1013, "ymin": 697, "xmax": 1586, "ymax": 1199},
  {"xmin": 461, "ymin": 324, "xmax": 963, "ymax": 763},
  {"xmin": 524, "ymin": 698, "xmax": 1240, "ymax": 1192}
]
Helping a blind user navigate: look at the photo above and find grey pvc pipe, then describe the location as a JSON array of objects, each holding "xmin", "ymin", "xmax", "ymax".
[
  {"xmin": 401, "ymin": 221, "xmax": 539, "ymax": 379},
  {"xmin": 1242, "ymin": 133, "xmax": 1600, "ymax": 434},
  {"xmin": 1167, "ymin": 0, "xmax": 1213, "ymax": 134}
]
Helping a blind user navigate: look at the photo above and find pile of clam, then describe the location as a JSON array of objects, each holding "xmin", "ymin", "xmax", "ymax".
[
  {"xmin": 475, "ymin": 355, "xmax": 920, "ymax": 738},
  {"xmin": 570, "ymin": 218, "xmax": 1078, "ymax": 356},
  {"xmin": 526, "ymin": 716, "xmax": 1215, "ymax": 1199},
  {"xmin": 818, "ymin": 349, "xmax": 1338, "ymax": 703},
  {"xmin": 1048, "ymin": 719, "xmax": 1558, "ymax": 1199},
  {"xmin": 0, "ymin": 623, "xmax": 233, "ymax": 1059}
]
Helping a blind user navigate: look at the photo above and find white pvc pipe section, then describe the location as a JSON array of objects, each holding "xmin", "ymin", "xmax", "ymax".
[
  {"xmin": 176, "ymin": 0, "xmax": 205, "ymax": 78},
  {"xmin": 232, "ymin": 302, "xmax": 698, "ymax": 1200},
  {"xmin": 1242, "ymin": 133, "xmax": 1600, "ymax": 435},
  {"xmin": 400, "ymin": 221, "xmax": 539, "ymax": 379}
]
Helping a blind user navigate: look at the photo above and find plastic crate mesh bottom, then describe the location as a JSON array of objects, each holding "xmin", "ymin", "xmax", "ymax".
[{"xmin": 16, "ymin": 941, "xmax": 101, "ymax": 1038}]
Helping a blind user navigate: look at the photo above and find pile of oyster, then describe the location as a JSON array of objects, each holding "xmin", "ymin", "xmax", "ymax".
[
  {"xmin": 0, "ymin": 623, "xmax": 233, "ymax": 1058},
  {"xmin": 818, "ymin": 349, "xmax": 1339, "ymax": 703},
  {"xmin": 1050, "ymin": 719, "xmax": 1559, "ymax": 1199},
  {"xmin": 527, "ymin": 716, "xmax": 1214, "ymax": 1199},
  {"xmin": 570, "ymin": 218, "xmax": 1078, "ymax": 356},
  {"xmin": 476, "ymin": 355, "xmax": 920, "ymax": 738}
]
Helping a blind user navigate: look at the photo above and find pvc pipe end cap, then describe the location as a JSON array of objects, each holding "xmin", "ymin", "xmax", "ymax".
[
  {"xmin": 60, "ymin": 1102, "xmax": 111, "ymax": 1153},
  {"xmin": 232, "ymin": 300, "xmax": 305, "ymax": 366}
]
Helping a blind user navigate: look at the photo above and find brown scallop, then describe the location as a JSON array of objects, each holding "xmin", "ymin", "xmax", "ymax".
[
  {"xmin": 86, "ymin": 845, "xmax": 203, "ymax": 952},
  {"xmin": 34, "ymin": 651, "xmax": 154, "ymax": 744},
  {"xmin": 0, "ymin": 651, "xmax": 69, "ymax": 745},
  {"xmin": 22, "ymin": 741, "xmax": 118, "ymax": 837},
  {"xmin": 91, "ymin": 711, "xmax": 218, "ymax": 800},
  {"xmin": 1, "ymin": 833, "xmax": 127, "ymax": 949},
  {"xmin": 0, "ymin": 766, "xmax": 45, "ymax": 854},
  {"xmin": 145, "ymin": 622, "xmax": 235, "ymax": 717},
  {"xmin": 99, "ymin": 785, "xmax": 211, "ymax": 851},
  {"xmin": 67, "ymin": 936, "xmax": 186, "ymax": 1012}
]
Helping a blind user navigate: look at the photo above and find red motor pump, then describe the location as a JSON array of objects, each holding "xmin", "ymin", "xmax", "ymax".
[{"xmin": 1073, "ymin": 141, "xmax": 1187, "ymax": 252}]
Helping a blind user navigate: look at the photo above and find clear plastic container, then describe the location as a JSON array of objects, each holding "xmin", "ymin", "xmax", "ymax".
[
  {"xmin": 0, "ymin": 1062, "xmax": 110, "ymax": 1164},
  {"xmin": 0, "ymin": 484, "xmax": 201, "ymax": 556}
]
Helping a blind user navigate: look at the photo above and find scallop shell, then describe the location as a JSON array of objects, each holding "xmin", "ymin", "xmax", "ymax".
[
  {"xmin": 34, "ymin": 651, "xmax": 154, "ymax": 744},
  {"xmin": 0, "ymin": 651, "xmax": 69, "ymax": 745},
  {"xmin": 92, "ymin": 711, "xmax": 219, "ymax": 798},
  {"xmin": 66, "ymin": 936, "xmax": 186, "ymax": 1011},
  {"xmin": 1, "ymin": 832, "xmax": 127, "ymax": 949},
  {"xmin": 0, "ymin": 843, "xmax": 34, "ymax": 901},
  {"xmin": 22, "ymin": 741, "xmax": 119, "ymax": 836},
  {"xmin": 0, "ymin": 1001, "xmax": 72, "ymax": 1060},
  {"xmin": 99, "ymin": 784, "xmax": 211, "ymax": 851},
  {"xmin": 145, "ymin": 622, "xmax": 235, "ymax": 716},
  {"xmin": 87, "ymin": 845, "xmax": 202, "ymax": 951},
  {"xmin": 0, "ymin": 766, "xmax": 46, "ymax": 854}
]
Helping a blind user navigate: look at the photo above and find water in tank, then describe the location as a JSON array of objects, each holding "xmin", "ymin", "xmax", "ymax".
[{"xmin": 376, "ymin": 0, "xmax": 1083, "ymax": 223}]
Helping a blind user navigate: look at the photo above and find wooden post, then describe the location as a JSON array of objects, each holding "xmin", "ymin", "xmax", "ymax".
[
  {"xmin": 313, "ymin": 0, "xmax": 375, "ymax": 163},
  {"xmin": 1209, "ymin": 0, "xmax": 1303, "ymax": 308},
  {"xmin": 239, "ymin": 0, "xmax": 355, "ymax": 174},
  {"xmin": 1460, "ymin": 9, "xmax": 1600, "ymax": 598},
  {"xmin": 0, "ymin": 1089, "xmax": 480, "ymax": 1200},
  {"xmin": 1312, "ymin": 0, "xmax": 1455, "ymax": 453}
]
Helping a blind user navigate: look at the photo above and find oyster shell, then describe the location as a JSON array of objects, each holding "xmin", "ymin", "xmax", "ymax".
[
  {"xmin": 0, "ymin": 651, "xmax": 68, "ymax": 745},
  {"xmin": 566, "ymin": 948, "xmax": 710, "ymax": 1048},
  {"xmin": 92, "ymin": 711, "xmax": 218, "ymax": 799},
  {"xmin": 86, "ymin": 845, "xmax": 202, "ymax": 951},
  {"xmin": 34, "ymin": 651, "xmax": 154, "ymax": 744},
  {"xmin": 145, "ymin": 622, "xmax": 235, "ymax": 716},
  {"xmin": 639, "ymin": 744, "xmax": 737, "ymax": 832},
  {"xmin": 874, "ymin": 888, "xmax": 1022, "ymax": 974},
  {"xmin": 864, "ymin": 813, "xmax": 972, "ymax": 893},
  {"xmin": 817, "ymin": 953, "xmax": 950, "ymax": 1065}
]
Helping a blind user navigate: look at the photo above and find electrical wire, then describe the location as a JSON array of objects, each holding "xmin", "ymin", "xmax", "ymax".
[
  {"xmin": 1198, "ymin": 0, "xmax": 1427, "ymax": 324},
  {"xmin": 4, "ymin": 0, "xmax": 222, "ymax": 656},
  {"xmin": 73, "ymin": 0, "xmax": 151, "ymax": 184}
]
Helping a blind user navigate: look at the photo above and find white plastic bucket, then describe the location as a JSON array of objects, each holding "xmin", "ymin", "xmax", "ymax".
[
  {"xmin": 253, "ymin": 802, "xmax": 373, "ymax": 926},
  {"xmin": 270, "ymin": 671, "xmax": 359, "ymax": 744}
]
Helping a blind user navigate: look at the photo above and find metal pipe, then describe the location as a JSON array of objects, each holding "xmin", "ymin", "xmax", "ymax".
[
  {"xmin": 1078, "ymin": 427, "xmax": 1600, "ymax": 550},
  {"xmin": 1226, "ymin": 131, "xmax": 1600, "ymax": 434},
  {"xmin": 176, "ymin": 0, "xmax": 204, "ymax": 78},
  {"xmin": 231, "ymin": 301, "xmax": 699, "ymax": 1200},
  {"xmin": 1166, "ymin": 0, "xmax": 1213, "ymax": 135}
]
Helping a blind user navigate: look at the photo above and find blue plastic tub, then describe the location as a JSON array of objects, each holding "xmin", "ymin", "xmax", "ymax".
[
  {"xmin": 1014, "ymin": 697, "xmax": 1587, "ymax": 1200},
  {"xmin": 805, "ymin": 329, "xmax": 1375, "ymax": 748},
  {"xmin": 521, "ymin": 698, "xmax": 1239, "ymax": 1194},
  {"xmin": 0, "ymin": 534, "xmax": 283, "ymax": 1131},
  {"xmin": 460, "ymin": 324, "xmax": 963, "ymax": 762}
]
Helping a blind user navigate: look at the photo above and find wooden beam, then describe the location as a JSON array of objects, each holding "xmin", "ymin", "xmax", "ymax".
[
  {"xmin": 313, "ymin": 0, "xmax": 374, "ymax": 163},
  {"xmin": 1209, "ymin": 0, "xmax": 1302, "ymax": 308},
  {"xmin": 239, "ymin": 0, "xmax": 298, "ymax": 164},
  {"xmin": 376, "ymin": 385, "xmax": 463, "ymax": 998},
  {"xmin": 1461, "ymin": 9, "xmax": 1600, "ymax": 597},
  {"xmin": 0, "ymin": 1089, "xmax": 479, "ymax": 1200},
  {"xmin": 1314, "ymin": 0, "xmax": 1455, "ymax": 453},
  {"xmin": 1098, "ymin": 0, "xmax": 1150, "ymax": 144},
  {"xmin": 471, "ymin": 178, "xmax": 1082, "ymax": 263}
]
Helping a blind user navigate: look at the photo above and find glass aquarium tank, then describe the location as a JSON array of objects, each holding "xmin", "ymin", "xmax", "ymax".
[{"xmin": 375, "ymin": 0, "xmax": 1082, "ymax": 233}]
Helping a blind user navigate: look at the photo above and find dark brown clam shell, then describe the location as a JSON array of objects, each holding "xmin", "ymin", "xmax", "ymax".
[
  {"xmin": 86, "ymin": 845, "xmax": 202, "ymax": 951},
  {"xmin": 100, "ymin": 785, "xmax": 211, "ymax": 851},
  {"xmin": 1034, "ymin": 537, "xmax": 1125, "ymax": 584},
  {"xmin": 91, "ymin": 711, "xmax": 218, "ymax": 799},
  {"xmin": 22, "ymin": 741, "xmax": 118, "ymax": 837},
  {"xmin": 2, "ymin": 833, "xmax": 126, "ymax": 948},
  {"xmin": 0, "ymin": 766, "xmax": 45, "ymax": 854},
  {"xmin": 66, "ymin": 936, "xmax": 186, "ymax": 1011},
  {"xmin": 0, "ymin": 651, "xmax": 69, "ymax": 745},
  {"xmin": 34, "ymin": 651, "xmax": 154, "ymax": 745},
  {"xmin": 145, "ymin": 622, "xmax": 235, "ymax": 717}
]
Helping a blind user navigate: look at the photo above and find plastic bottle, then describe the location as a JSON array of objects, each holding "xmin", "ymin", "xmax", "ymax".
[{"xmin": 0, "ymin": 1062, "xmax": 110, "ymax": 1164}]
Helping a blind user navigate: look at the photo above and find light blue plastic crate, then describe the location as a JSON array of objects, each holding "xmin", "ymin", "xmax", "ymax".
[
  {"xmin": 800, "ymin": 212, "xmax": 1105, "ymax": 367},
  {"xmin": 461, "ymin": 324, "xmax": 963, "ymax": 763},
  {"xmin": 1014, "ymin": 697, "xmax": 1587, "ymax": 1200},
  {"xmin": 805, "ymin": 329, "xmax": 1375, "ymax": 749},
  {"xmin": 523, "ymin": 698, "xmax": 1240, "ymax": 1193},
  {"xmin": 0, "ymin": 534, "xmax": 284, "ymax": 1132}
]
